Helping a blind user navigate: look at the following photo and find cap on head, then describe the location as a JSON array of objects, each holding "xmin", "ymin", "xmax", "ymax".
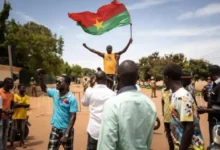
[
  {"xmin": 181, "ymin": 71, "xmax": 192, "ymax": 79},
  {"xmin": 118, "ymin": 60, "xmax": 138, "ymax": 86},
  {"xmin": 209, "ymin": 65, "xmax": 220, "ymax": 76}
]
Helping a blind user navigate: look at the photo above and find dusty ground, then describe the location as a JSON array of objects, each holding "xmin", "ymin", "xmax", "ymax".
[{"xmin": 11, "ymin": 84, "xmax": 209, "ymax": 150}]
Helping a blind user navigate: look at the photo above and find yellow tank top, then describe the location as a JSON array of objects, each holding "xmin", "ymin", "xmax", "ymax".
[{"xmin": 104, "ymin": 53, "xmax": 116, "ymax": 74}]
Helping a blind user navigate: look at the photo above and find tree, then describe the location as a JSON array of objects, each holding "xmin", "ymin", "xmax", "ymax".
[
  {"xmin": 138, "ymin": 52, "xmax": 210, "ymax": 81},
  {"xmin": 71, "ymin": 65, "xmax": 82, "ymax": 78},
  {"xmin": 188, "ymin": 59, "xmax": 210, "ymax": 81},
  {"xmin": 82, "ymin": 68, "xmax": 95, "ymax": 77},
  {"xmin": 0, "ymin": 0, "xmax": 11, "ymax": 56},
  {"xmin": 5, "ymin": 20, "xmax": 64, "ymax": 75}
]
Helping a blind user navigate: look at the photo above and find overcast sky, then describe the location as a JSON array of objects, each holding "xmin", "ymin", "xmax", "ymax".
[{"xmin": 1, "ymin": 0, "xmax": 220, "ymax": 69}]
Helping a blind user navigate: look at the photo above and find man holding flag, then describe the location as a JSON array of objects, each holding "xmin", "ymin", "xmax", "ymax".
[
  {"xmin": 82, "ymin": 38, "xmax": 132, "ymax": 88},
  {"xmin": 68, "ymin": 0, "xmax": 133, "ymax": 89}
]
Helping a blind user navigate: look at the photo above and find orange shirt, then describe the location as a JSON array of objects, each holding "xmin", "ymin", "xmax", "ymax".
[
  {"xmin": 0, "ymin": 88, "xmax": 14, "ymax": 117},
  {"xmin": 104, "ymin": 53, "xmax": 116, "ymax": 75}
]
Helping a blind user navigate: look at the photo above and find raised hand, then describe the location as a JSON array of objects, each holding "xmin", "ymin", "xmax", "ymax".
[
  {"xmin": 83, "ymin": 43, "xmax": 87, "ymax": 48},
  {"xmin": 37, "ymin": 69, "xmax": 46, "ymax": 79},
  {"xmin": 129, "ymin": 38, "xmax": 133, "ymax": 44}
]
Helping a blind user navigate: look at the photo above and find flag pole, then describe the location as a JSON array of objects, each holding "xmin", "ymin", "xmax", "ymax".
[{"xmin": 130, "ymin": 23, "xmax": 132, "ymax": 39}]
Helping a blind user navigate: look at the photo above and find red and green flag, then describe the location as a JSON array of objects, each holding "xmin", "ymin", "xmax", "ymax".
[{"xmin": 68, "ymin": 0, "xmax": 131, "ymax": 35}]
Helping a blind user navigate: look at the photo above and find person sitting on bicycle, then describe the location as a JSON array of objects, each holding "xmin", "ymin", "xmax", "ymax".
[{"xmin": 10, "ymin": 84, "xmax": 30, "ymax": 149}]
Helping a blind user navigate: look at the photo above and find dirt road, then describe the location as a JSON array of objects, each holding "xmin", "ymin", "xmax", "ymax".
[{"xmin": 12, "ymin": 84, "xmax": 209, "ymax": 150}]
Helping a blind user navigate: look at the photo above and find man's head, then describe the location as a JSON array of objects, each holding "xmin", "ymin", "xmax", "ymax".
[
  {"xmin": 56, "ymin": 75, "xmax": 71, "ymax": 92},
  {"xmin": 117, "ymin": 60, "xmax": 138, "ymax": 89},
  {"xmin": 207, "ymin": 77, "xmax": 212, "ymax": 83},
  {"xmin": 181, "ymin": 71, "xmax": 192, "ymax": 87},
  {"xmin": 96, "ymin": 70, "xmax": 107, "ymax": 84},
  {"xmin": 97, "ymin": 67, "xmax": 102, "ymax": 71},
  {"xmin": 163, "ymin": 63, "xmax": 182, "ymax": 89},
  {"xmin": 85, "ymin": 78, "xmax": 87, "ymax": 81},
  {"xmin": 18, "ymin": 84, "xmax": 26, "ymax": 95},
  {"xmin": 209, "ymin": 65, "xmax": 220, "ymax": 81},
  {"xmin": 3, "ymin": 78, "xmax": 14, "ymax": 91},
  {"xmin": 106, "ymin": 45, "xmax": 113, "ymax": 54}
]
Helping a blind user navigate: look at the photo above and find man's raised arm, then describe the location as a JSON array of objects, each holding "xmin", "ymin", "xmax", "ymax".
[
  {"xmin": 38, "ymin": 73, "xmax": 47, "ymax": 93},
  {"xmin": 83, "ymin": 43, "xmax": 104, "ymax": 58},
  {"xmin": 115, "ymin": 38, "xmax": 133, "ymax": 55}
]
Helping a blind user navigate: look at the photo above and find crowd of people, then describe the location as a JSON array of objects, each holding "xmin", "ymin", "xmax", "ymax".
[
  {"xmin": 0, "ymin": 62, "xmax": 220, "ymax": 150},
  {"xmin": 0, "ymin": 78, "xmax": 30, "ymax": 150},
  {"xmin": 0, "ymin": 38, "xmax": 220, "ymax": 150}
]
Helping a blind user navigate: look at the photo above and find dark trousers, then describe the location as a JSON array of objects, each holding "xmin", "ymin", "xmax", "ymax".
[
  {"xmin": 87, "ymin": 133, "xmax": 98, "ymax": 150},
  {"xmin": 0, "ymin": 118, "xmax": 10, "ymax": 150},
  {"xmin": 164, "ymin": 123, "xmax": 174, "ymax": 150},
  {"xmin": 106, "ymin": 74, "xmax": 114, "ymax": 89},
  {"xmin": 209, "ymin": 121, "xmax": 215, "ymax": 145},
  {"xmin": 32, "ymin": 87, "xmax": 37, "ymax": 97},
  {"xmin": 151, "ymin": 88, "xmax": 157, "ymax": 97},
  {"xmin": 10, "ymin": 119, "xmax": 26, "ymax": 144}
]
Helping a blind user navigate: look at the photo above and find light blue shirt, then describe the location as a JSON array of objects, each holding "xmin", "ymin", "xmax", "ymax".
[
  {"xmin": 97, "ymin": 87, "xmax": 156, "ymax": 150},
  {"xmin": 47, "ymin": 88, "xmax": 78, "ymax": 130}
]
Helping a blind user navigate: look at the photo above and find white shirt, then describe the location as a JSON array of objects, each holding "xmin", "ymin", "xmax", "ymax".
[
  {"xmin": 82, "ymin": 84, "xmax": 116, "ymax": 140},
  {"xmin": 215, "ymin": 78, "xmax": 220, "ymax": 84},
  {"xmin": 0, "ymin": 96, "xmax": 2, "ymax": 109},
  {"xmin": 136, "ymin": 84, "xmax": 141, "ymax": 92}
]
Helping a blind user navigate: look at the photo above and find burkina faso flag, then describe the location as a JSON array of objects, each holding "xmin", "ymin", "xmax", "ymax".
[{"xmin": 68, "ymin": 1, "xmax": 131, "ymax": 35}]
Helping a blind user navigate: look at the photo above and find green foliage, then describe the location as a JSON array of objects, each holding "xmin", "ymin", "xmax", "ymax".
[
  {"xmin": 0, "ymin": 1, "xmax": 11, "ymax": 48},
  {"xmin": 138, "ymin": 52, "xmax": 210, "ymax": 81},
  {"xmin": 0, "ymin": 2, "xmax": 95, "ymax": 80},
  {"xmin": 82, "ymin": 68, "xmax": 95, "ymax": 77},
  {"xmin": 5, "ymin": 20, "xmax": 65, "ymax": 75},
  {"xmin": 71, "ymin": 65, "xmax": 83, "ymax": 78}
]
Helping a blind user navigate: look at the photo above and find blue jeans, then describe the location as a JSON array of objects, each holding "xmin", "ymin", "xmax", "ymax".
[{"xmin": 0, "ymin": 118, "xmax": 10, "ymax": 150}]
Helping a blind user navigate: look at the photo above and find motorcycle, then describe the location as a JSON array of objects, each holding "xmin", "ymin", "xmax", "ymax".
[
  {"xmin": 8, "ymin": 116, "xmax": 31, "ymax": 141},
  {"xmin": 154, "ymin": 117, "xmax": 161, "ymax": 130},
  {"xmin": 197, "ymin": 106, "xmax": 220, "ymax": 150},
  {"xmin": 207, "ymin": 117, "xmax": 220, "ymax": 150}
]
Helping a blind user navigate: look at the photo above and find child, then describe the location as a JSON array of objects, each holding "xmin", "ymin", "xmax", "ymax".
[{"xmin": 10, "ymin": 84, "xmax": 30, "ymax": 149}]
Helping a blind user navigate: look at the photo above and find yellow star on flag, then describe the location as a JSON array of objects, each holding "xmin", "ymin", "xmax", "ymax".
[{"xmin": 94, "ymin": 20, "xmax": 104, "ymax": 30}]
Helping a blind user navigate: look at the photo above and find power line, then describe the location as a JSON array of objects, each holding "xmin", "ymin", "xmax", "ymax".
[
  {"xmin": 199, "ymin": 49, "xmax": 220, "ymax": 58},
  {"xmin": 206, "ymin": 56, "xmax": 220, "ymax": 60}
]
